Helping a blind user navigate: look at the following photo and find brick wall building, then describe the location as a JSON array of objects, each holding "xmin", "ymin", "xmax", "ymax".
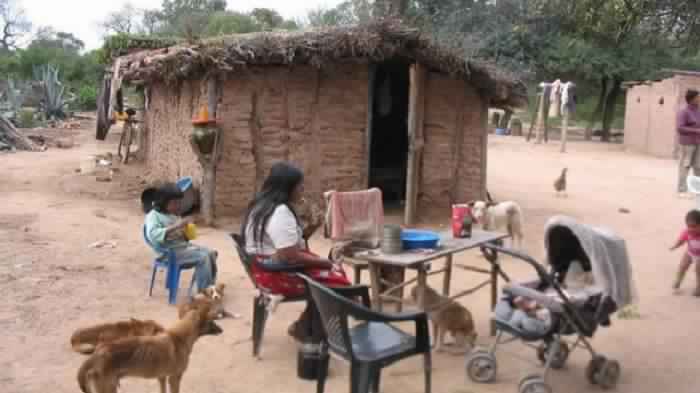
[
  {"xmin": 624, "ymin": 70, "xmax": 700, "ymax": 158},
  {"xmin": 110, "ymin": 23, "xmax": 526, "ymax": 218}
]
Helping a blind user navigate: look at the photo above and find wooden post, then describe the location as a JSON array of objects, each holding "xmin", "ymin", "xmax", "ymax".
[
  {"xmin": 560, "ymin": 109, "xmax": 569, "ymax": 153},
  {"xmin": 404, "ymin": 63, "xmax": 426, "ymax": 226},
  {"xmin": 450, "ymin": 84, "xmax": 468, "ymax": 203},
  {"xmin": 534, "ymin": 84, "xmax": 548, "ymax": 144},
  {"xmin": 189, "ymin": 77, "xmax": 222, "ymax": 226}
]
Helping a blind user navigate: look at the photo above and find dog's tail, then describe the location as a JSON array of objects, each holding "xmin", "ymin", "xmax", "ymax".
[{"xmin": 77, "ymin": 355, "xmax": 98, "ymax": 393}]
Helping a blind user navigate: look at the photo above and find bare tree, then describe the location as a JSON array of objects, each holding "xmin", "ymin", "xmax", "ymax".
[
  {"xmin": 0, "ymin": 0, "xmax": 31, "ymax": 51},
  {"xmin": 99, "ymin": 3, "xmax": 142, "ymax": 36}
]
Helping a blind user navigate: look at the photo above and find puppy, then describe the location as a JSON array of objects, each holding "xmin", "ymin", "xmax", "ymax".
[
  {"xmin": 178, "ymin": 283, "xmax": 227, "ymax": 320},
  {"xmin": 411, "ymin": 285, "xmax": 477, "ymax": 354},
  {"xmin": 70, "ymin": 318, "xmax": 165, "ymax": 355},
  {"xmin": 470, "ymin": 200, "xmax": 524, "ymax": 249},
  {"xmin": 77, "ymin": 299, "xmax": 222, "ymax": 393}
]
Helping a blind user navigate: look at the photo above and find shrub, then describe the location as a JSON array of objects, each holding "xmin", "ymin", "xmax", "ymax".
[
  {"xmin": 76, "ymin": 84, "xmax": 98, "ymax": 111},
  {"xmin": 17, "ymin": 109, "xmax": 36, "ymax": 128}
]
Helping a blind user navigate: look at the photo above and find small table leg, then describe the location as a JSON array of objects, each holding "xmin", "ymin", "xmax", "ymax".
[
  {"xmin": 368, "ymin": 263, "xmax": 383, "ymax": 311},
  {"xmin": 442, "ymin": 254, "xmax": 453, "ymax": 297},
  {"xmin": 490, "ymin": 252, "xmax": 499, "ymax": 336}
]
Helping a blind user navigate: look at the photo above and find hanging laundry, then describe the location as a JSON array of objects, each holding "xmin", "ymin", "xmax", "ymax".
[
  {"xmin": 548, "ymin": 79, "xmax": 562, "ymax": 118},
  {"xmin": 561, "ymin": 82, "xmax": 577, "ymax": 116},
  {"xmin": 323, "ymin": 188, "xmax": 384, "ymax": 248}
]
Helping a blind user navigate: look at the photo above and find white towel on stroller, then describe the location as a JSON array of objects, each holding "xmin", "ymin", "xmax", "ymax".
[{"xmin": 545, "ymin": 216, "xmax": 638, "ymax": 308}]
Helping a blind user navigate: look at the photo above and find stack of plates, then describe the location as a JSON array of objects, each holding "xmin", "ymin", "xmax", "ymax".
[{"xmin": 381, "ymin": 224, "xmax": 403, "ymax": 254}]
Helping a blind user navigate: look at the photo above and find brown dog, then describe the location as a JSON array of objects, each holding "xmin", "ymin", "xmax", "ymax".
[
  {"xmin": 178, "ymin": 283, "xmax": 226, "ymax": 320},
  {"xmin": 77, "ymin": 300, "xmax": 222, "ymax": 393},
  {"xmin": 411, "ymin": 285, "xmax": 477, "ymax": 354},
  {"xmin": 70, "ymin": 318, "xmax": 165, "ymax": 355}
]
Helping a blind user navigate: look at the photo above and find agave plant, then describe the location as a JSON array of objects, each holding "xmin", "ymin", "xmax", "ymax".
[
  {"xmin": 5, "ymin": 78, "xmax": 27, "ymax": 113},
  {"xmin": 34, "ymin": 64, "xmax": 72, "ymax": 120}
]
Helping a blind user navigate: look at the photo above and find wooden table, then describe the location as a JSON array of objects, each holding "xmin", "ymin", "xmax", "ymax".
[{"xmin": 353, "ymin": 230, "xmax": 510, "ymax": 335}]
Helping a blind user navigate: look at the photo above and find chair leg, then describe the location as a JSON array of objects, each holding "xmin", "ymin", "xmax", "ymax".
[
  {"xmin": 350, "ymin": 364, "xmax": 372, "ymax": 393},
  {"xmin": 316, "ymin": 345, "xmax": 330, "ymax": 393},
  {"xmin": 423, "ymin": 352, "xmax": 432, "ymax": 393},
  {"xmin": 252, "ymin": 295, "xmax": 268, "ymax": 358},
  {"xmin": 148, "ymin": 265, "xmax": 158, "ymax": 297},
  {"xmin": 168, "ymin": 267, "xmax": 182, "ymax": 305},
  {"xmin": 187, "ymin": 271, "xmax": 196, "ymax": 298},
  {"xmin": 371, "ymin": 368, "xmax": 381, "ymax": 393}
]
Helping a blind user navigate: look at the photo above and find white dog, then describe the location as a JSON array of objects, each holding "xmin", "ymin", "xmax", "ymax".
[{"xmin": 470, "ymin": 200, "xmax": 524, "ymax": 249}]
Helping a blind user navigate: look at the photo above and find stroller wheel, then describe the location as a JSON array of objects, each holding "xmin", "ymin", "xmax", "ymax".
[
  {"xmin": 465, "ymin": 351, "xmax": 497, "ymax": 383},
  {"xmin": 537, "ymin": 342, "xmax": 569, "ymax": 369},
  {"xmin": 586, "ymin": 355, "xmax": 606, "ymax": 385},
  {"xmin": 518, "ymin": 375, "xmax": 552, "ymax": 393},
  {"xmin": 596, "ymin": 359, "xmax": 621, "ymax": 390}
]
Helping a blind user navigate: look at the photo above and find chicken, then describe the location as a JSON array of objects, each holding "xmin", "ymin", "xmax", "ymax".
[{"xmin": 554, "ymin": 168, "xmax": 567, "ymax": 197}]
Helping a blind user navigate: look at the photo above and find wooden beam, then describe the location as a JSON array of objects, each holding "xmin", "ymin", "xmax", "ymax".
[
  {"xmin": 480, "ymin": 95, "xmax": 489, "ymax": 200},
  {"xmin": 404, "ymin": 63, "xmax": 427, "ymax": 226},
  {"xmin": 450, "ymin": 83, "xmax": 468, "ymax": 203},
  {"xmin": 365, "ymin": 64, "xmax": 376, "ymax": 188}
]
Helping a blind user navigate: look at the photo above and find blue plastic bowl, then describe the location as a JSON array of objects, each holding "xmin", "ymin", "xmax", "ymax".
[{"xmin": 401, "ymin": 229, "xmax": 440, "ymax": 250}]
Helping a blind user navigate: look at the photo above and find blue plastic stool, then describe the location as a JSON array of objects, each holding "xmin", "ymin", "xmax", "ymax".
[{"xmin": 143, "ymin": 226, "xmax": 196, "ymax": 304}]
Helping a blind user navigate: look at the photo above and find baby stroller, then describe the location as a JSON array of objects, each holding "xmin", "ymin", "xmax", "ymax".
[{"xmin": 466, "ymin": 216, "xmax": 637, "ymax": 393}]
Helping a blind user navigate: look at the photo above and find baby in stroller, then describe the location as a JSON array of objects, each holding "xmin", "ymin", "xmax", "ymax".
[{"xmin": 466, "ymin": 216, "xmax": 636, "ymax": 393}]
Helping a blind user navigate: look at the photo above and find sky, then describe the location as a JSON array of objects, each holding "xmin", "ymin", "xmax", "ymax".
[{"xmin": 21, "ymin": 0, "xmax": 345, "ymax": 50}]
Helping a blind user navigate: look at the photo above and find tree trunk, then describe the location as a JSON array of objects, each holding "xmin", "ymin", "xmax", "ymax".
[
  {"xmin": 0, "ymin": 114, "xmax": 39, "ymax": 151},
  {"xmin": 600, "ymin": 78, "xmax": 622, "ymax": 143},
  {"xmin": 585, "ymin": 76, "xmax": 608, "ymax": 141},
  {"xmin": 190, "ymin": 78, "xmax": 222, "ymax": 227}
]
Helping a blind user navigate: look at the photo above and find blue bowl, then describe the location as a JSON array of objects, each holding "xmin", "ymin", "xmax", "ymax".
[{"xmin": 401, "ymin": 229, "xmax": 440, "ymax": 250}]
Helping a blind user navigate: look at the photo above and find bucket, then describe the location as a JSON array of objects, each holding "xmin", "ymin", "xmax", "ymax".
[
  {"xmin": 184, "ymin": 223, "xmax": 197, "ymax": 240},
  {"xmin": 80, "ymin": 155, "xmax": 97, "ymax": 174},
  {"xmin": 452, "ymin": 204, "xmax": 472, "ymax": 238},
  {"xmin": 381, "ymin": 224, "xmax": 403, "ymax": 254},
  {"xmin": 297, "ymin": 341, "xmax": 323, "ymax": 380}
]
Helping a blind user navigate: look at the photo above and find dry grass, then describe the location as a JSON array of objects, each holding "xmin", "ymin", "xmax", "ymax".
[{"xmin": 115, "ymin": 20, "xmax": 526, "ymax": 108}]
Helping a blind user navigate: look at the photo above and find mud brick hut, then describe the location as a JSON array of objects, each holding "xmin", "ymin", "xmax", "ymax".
[
  {"xmin": 107, "ymin": 22, "xmax": 526, "ymax": 222},
  {"xmin": 624, "ymin": 70, "xmax": 700, "ymax": 159}
]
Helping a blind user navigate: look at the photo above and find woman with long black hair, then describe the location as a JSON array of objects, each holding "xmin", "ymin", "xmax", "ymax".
[{"xmin": 241, "ymin": 162, "xmax": 349, "ymax": 340}]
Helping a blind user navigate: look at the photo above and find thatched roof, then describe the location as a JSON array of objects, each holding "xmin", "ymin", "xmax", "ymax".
[{"xmin": 115, "ymin": 21, "xmax": 527, "ymax": 107}]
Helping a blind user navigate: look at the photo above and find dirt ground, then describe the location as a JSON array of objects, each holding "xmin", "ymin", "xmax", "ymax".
[{"xmin": 1, "ymin": 124, "xmax": 699, "ymax": 393}]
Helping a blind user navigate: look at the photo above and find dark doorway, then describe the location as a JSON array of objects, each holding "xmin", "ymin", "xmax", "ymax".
[{"xmin": 368, "ymin": 61, "xmax": 410, "ymax": 204}]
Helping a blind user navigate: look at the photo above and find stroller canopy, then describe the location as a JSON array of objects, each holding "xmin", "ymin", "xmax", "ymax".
[{"xmin": 544, "ymin": 216, "xmax": 637, "ymax": 308}]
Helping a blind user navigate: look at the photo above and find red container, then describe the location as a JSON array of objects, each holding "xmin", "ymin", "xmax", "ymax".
[{"xmin": 452, "ymin": 204, "xmax": 471, "ymax": 238}]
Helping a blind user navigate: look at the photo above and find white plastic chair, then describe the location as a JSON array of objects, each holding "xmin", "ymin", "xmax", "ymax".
[{"xmin": 686, "ymin": 174, "xmax": 700, "ymax": 208}]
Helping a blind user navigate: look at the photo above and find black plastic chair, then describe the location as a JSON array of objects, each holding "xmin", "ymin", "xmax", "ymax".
[
  {"xmin": 300, "ymin": 274, "xmax": 432, "ymax": 393},
  {"xmin": 230, "ymin": 233, "xmax": 307, "ymax": 358}
]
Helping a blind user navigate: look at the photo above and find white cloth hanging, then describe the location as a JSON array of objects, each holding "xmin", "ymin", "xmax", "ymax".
[
  {"xmin": 560, "ymin": 82, "xmax": 576, "ymax": 115},
  {"xmin": 548, "ymin": 79, "xmax": 562, "ymax": 118}
]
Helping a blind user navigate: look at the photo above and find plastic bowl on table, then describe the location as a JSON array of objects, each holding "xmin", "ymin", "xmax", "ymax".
[{"xmin": 401, "ymin": 229, "xmax": 440, "ymax": 250}]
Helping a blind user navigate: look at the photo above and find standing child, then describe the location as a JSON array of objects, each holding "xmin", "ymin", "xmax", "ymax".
[{"xmin": 670, "ymin": 209, "xmax": 700, "ymax": 295}]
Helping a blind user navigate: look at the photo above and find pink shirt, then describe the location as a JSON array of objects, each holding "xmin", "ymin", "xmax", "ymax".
[{"xmin": 679, "ymin": 229, "xmax": 700, "ymax": 257}]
